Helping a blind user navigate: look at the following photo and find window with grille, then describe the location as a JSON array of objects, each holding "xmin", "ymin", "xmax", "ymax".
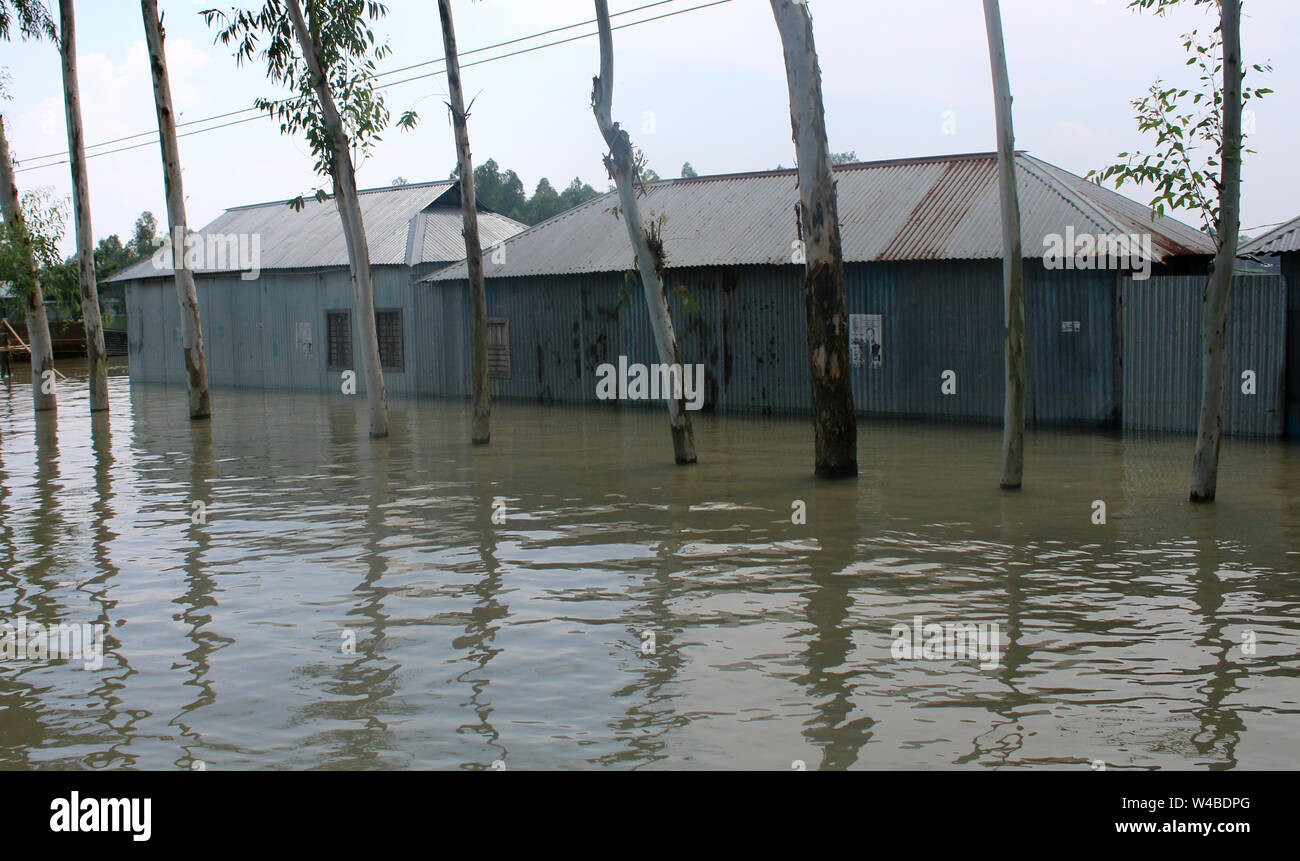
[
  {"xmin": 326, "ymin": 309, "xmax": 352, "ymax": 370},
  {"xmin": 375, "ymin": 308, "xmax": 404, "ymax": 372},
  {"xmin": 488, "ymin": 318, "xmax": 510, "ymax": 379}
]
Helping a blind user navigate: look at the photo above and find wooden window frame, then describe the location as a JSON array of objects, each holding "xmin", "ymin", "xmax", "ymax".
[
  {"xmin": 488, "ymin": 317, "xmax": 510, "ymax": 380},
  {"xmin": 325, "ymin": 308, "xmax": 353, "ymax": 371},
  {"xmin": 375, "ymin": 307, "xmax": 404, "ymax": 373}
]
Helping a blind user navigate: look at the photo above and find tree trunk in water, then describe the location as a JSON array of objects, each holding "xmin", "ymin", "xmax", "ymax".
[
  {"xmin": 983, "ymin": 0, "xmax": 1026, "ymax": 489},
  {"xmin": 61, "ymin": 0, "xmax": 109, "ymax": 414},
  {"xmin": 0, "ymin": 116, "xmax": 57, "ymax": 413},
  {"xmin": 286, "ymin": 0, "xmax": 388, "ymax": 438},
  {"xmin": 438, "ymin": 0, "xmax": 489, "ymax": 445},
  {"xmin": 591, "ymin": 0, "xmax": 696, "ymax": 464},
  {"xmin": 142, "ymin": 0, "xmax": 210, "ymax": 420},
  {"xmin": 1189, "ymin": 0, "xmax": 1242, "ymax": 503},
  {"xmin": 769, "ymin": 0, "xmax": 856, "ymax": 479}
]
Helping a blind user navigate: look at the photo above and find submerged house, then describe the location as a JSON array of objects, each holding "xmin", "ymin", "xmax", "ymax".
[
  {"xmin": 1241, "ymin": 216, "xmax": 1300, "ymax": 437},
  {"xmin": 117, "ymin": 152, "xmax": 1289, "ymax": 436},
  {"xmin": 109, "ymin": 180, "xmax": 526, "ymax": 396},
  {"xmin": 428, "ymin": 151, "xmax": 1278, "ymax": 432}
]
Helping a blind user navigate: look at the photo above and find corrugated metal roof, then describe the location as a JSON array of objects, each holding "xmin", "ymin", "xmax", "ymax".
[
  {"xmin": 405, "ymin": 207, "xmax": 525, "ymax": 266},
  {"xmin": 1240, "ymin": 214, "xmax": 1300, "ymax": 255},
  {"xmin": 426, "ymin": 152, "xmax": 1215, "ymax": 282},
  {"xmin": 107, "ymin": 179, "xmax": 527, "ymax": 282}
]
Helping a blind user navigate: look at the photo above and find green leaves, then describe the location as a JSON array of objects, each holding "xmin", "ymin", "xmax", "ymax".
[
  {"xmin": 0, "ymin": 0, "xmax": 55, "ymax": 42},
  {"xmin": 204, "ymin": 0, "xmax": 406, "ymax": 189},
  {"xmin": 1090, "ymin": 3, "xmax": 1272, "ymax": 238},
  {"xmin": 0, "ymin": 185, "xmax": 67, "ymax": 302}
]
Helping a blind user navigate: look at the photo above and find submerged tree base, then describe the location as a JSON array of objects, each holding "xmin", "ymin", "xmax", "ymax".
[
  {"xmin": 671, "ymin": 425, "xmax": 697, "ymax": 465},
  {"xmin": 814, "ymin": 460, "xmax": 858, "ymax": 480}
]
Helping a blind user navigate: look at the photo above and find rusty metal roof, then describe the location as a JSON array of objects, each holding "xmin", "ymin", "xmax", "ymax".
[
  {"xmin": 1240, "ymin": 214, "xmax": 1300, "ymax": 255},
  {"xmin": 106, "ymin": 180, "xmax": 527, "ymax": 282},
  {"xmin": 426, "ymin": 152, "xmax": 1214, "ymax": 282}
]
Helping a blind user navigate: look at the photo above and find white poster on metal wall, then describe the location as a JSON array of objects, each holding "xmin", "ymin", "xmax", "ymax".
[{"xmin": 850, "ymin": 313, "xmax": 882, "ymax": 369}]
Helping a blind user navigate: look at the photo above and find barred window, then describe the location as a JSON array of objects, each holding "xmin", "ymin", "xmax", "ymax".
[
  {"xmin": 326, "ymin": 309, "xmax": 352, "ymax": 370},
  {"xmin": 375, "ymin": 308, "xmax": 404, "ymax": 372},
  {"xmin": 488, "ymin": 318, "xmax": 510, "ymax": 379}
]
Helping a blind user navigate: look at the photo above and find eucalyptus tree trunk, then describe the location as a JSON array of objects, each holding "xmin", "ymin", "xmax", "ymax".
[
  {"xmin": 438, "ymin": 0, "xmax": 489, "ymax": 445},
  {"xmin": 592, "ymin": 0, "xmax": 696, "ymax": 464},
  {"xmin": 769, "ymin": 0, "xmax": 855, "ymax": 478},
  {"xmin": 983, "ymin": 0, "xmax": 1026, "ymax": 489},
  {"xmin": 1189, "ymin": 0, "xmax": 1241, "ymax": 503},
  {"xmin": 0, "ymin": 116, "xmax": 56, "ymax": 413},
  {"xmin": 142, "ymin": 0, "xmax": 210, "ymax": 420},
  {"xmin": 286, "ymin": 0, "xmax": 388, "ymax": 438},
  {"xmin": 60, "ymin": 0, "xmax": 108, "ymax": 413}
]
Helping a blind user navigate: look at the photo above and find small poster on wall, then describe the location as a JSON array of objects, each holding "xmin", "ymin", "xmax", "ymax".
[
  {"xmin": 295, "ymin": 321, "xmax": 312, "ymax": 355},
  {"xmin": 850, "ymin": 314, "xmax": 883, "ymax": 369},
  {"xmin": 865, "ymin": 314, "xmax": 882, "ymax": 368}
]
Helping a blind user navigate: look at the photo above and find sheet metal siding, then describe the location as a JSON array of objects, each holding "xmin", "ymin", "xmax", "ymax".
[
  {"xmin": 842, "ymin": 261, "xmax": 1116, "ymax": 425},
  {"xmin": 1024, "ymin": 264, "xmax": 1118, "ymax": 426},
  {"xmin": 1122, "ymin": 274, "xmax": 1286, "ymax": 436},
  {"xmin": 854, "ymin": 261, "xmax": 1002, "ymax": 421},
  {"xmin": 473, "ymin": 262, "xmax": 1115, "ymax": 424},
  {"xmin": 124, "ymin": 266, "xmax": 421, "ymax": 397},
  {"xmin": 482, "ymin": 273, "xmax": 622, "ymax": 405},
  {"xmin": 1285, "ymin": 254, "xmax": 1300, "ymax": 437},
  {"xmin": 408, "ymin": 277, "xmax": 471, "ymax": 398},
  {"xmin": 718, "ymin": 266, "xmax": 810, "ymax": 414},
  {"xmin": 127, "ymin": 263, "xmax": 1285, "ymax": 438}
]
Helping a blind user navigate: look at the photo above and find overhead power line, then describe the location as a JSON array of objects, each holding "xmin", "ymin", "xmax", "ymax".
[{"xmin": 14, "ymin": 0, "xmax": 731, "ymax": 174}]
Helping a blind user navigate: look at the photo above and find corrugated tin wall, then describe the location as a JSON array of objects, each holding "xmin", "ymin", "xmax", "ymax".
[
  {"xmin": 464, "ymin": 261, "xmax": 1118, "ymax": 426},
  {"xmin": 1024, "ymin": 264, "xmax": 1119, "ymax": 426},
  {"xmin": 125, "ymin": 266, "xmax": 422, "ymax": 396},
  {"xmin": 1283, "ymin": 254, "xmax": 1300, "ymax": 437},
  {"xmin": 125, "ymin": 261, "xmax": 1288, "ymax": 438},
  {"xmin": 842, "ymin": 260, "xmax": 1116, "ymax": 426},
  {"xmin": 1121, "ymin": 273, "xmax": 1286, "ymax": 437}
]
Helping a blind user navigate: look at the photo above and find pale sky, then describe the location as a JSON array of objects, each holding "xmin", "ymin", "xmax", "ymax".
[{"xmin": 3, "ymin": 0, "xmax": 1297, "ymax": 255}]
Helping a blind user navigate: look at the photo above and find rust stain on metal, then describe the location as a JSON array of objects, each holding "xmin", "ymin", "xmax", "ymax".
[{"xmin": 878, "ymin": 158, "xmax": 996, "ymax": 261}]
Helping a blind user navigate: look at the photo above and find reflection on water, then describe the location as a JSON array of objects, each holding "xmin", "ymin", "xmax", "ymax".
[{"xmin": 1, "ymin": 361, "xmax": 1297, "ymax": 770}]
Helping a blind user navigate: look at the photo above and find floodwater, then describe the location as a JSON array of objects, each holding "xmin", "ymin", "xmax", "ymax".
[{"xmin": 1, "ymin": 360, "xmax": 1297, "ymax": 771}]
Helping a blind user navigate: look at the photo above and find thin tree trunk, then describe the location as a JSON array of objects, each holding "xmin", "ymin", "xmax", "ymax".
[
  {"xmin": 983, "ymin": 0, "xmax": 1026, "ymax": 489},
  {"xmin": 769, "ymin": 0, "xmax": 856, "ymax": 479},
  {"xmin": 286, "ymin": 0, "xmax": 388, "ymax": 438},
  {"xmin": 592, "ymin": 0, "xmax": 696, "ymax": 464},
  {"xmin": 1189, "ymin": 0, "xmax": 1242, "ymax": 503},
  {"xmin": 0, "ymin": 116, "xmax": 56, "ymax": 413},
  {"xmin": 438, "ymin": 0, "xmax": 489, "ymax": 445},
  {"xmin": 142, "ymin": 0, "xmax": 210, "ymax": 420},
  {"xmin": 60, "ymin": 0, "xmax": 108, "ymax": 413}
]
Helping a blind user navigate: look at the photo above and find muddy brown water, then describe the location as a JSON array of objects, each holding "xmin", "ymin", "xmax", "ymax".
[{"xmin": 1, "ymin": 360, "xmax": 1296, "ymax": 770}]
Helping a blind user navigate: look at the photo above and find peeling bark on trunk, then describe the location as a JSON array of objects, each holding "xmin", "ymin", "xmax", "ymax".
[
  {"xmin": 983, "ymin": 0, "xmax": 1026, "ymax": 490},
  {"xmin": 770, "ymin": 0, "xmax": 856, "ymax": 479},
  {"xmin": 61, "ymin": 0, "xmax": 109, "ymax": 414},
  {"xmin": 438, "ymin": 0, "xmax": 489, "ymax": 445},
  {"xmin": 592, "ymin": 0, "xmax": 696, "ymax": 464},
  {"xmin": 286, "ymin": 0, "xmax": 388, "ymax": 438},
  {"xmin": 0, "ymin": 116, "xmax": 57, "ymax": 413},
  {"xmin": 142, "ymin": 0, "xmax": 210, "ymax": 420},
  {"xmin": 1189, "ymin": 0, "xmax": 1242, "ymax": 503}
]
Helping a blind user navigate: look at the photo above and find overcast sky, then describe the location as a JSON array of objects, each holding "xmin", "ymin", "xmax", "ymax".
[{"xmin": 3, "ymin": 0, "xmax": 1297, "ymax": 254}]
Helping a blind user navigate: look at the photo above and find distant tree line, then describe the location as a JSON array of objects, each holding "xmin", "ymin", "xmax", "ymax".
[
  {"xmin": 37, "ymin": 210, "xmax": 160, "ymax": 318},
  {"xmin": 449, "ymin": 158, "xmax": 714, "ymax": 225},
  {"xmin": 449, "ymin": 159, "xmax": 604, "ymax": 225}
]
